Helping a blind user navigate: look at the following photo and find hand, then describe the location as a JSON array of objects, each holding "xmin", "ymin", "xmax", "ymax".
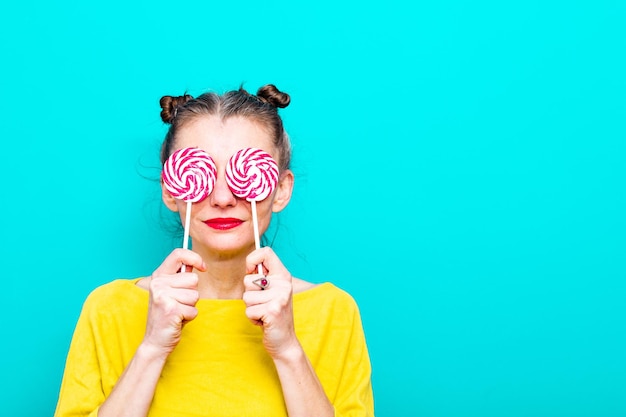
[
  {"xmin": 242, "ymin": 247, "xmax": 300, "ymax": 359},
  {"xmin": 142, "ymin": 248, "xmax": 206, "ymax": 356}
]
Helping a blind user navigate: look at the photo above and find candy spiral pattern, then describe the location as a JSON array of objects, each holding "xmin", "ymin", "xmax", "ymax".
[
  {"xmin": 162, "ymin": 147, "xmax": 217, "ymax": 203},
  {"xmin": 226, "ymin": 147, "xmax": 279, "ymax": 201}
]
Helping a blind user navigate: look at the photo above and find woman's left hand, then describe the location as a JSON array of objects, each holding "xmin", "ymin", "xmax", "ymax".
[{"xmin": 243, "ymin": 246, "xmax": 299, "ymax": 359}]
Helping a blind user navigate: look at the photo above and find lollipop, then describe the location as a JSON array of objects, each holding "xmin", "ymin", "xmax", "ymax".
[
  {"xmin": 226, "ymin": 147, "xmax": 279, "ymax": 202},
  {"xmin": 162, "ymin": 147, "xmax": 217, "ymax": 271},
  {"xmin": 226, "ymin": 147, "xmax": 279, "ymax": 277}
]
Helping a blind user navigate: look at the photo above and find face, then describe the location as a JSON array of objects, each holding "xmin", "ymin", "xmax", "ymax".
[{"xmin": 162, "ymin": 115, "xmax": 294, "ymax": 258}]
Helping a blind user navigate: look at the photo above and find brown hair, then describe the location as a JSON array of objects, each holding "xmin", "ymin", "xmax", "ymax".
[{"xmin": 159, "ymin": 84, "xmax": 291, "ymax": 170}]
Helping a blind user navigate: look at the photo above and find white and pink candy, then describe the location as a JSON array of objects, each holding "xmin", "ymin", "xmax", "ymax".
[
  {"xmin": 226, "ymin": 147, "xmax": 279, "ymax": 201},
  {"xmin": 162, "ymin": 147, "xmax": 217, "ymax": 203}
]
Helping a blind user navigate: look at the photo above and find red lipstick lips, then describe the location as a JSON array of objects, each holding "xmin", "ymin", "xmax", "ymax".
[{"xmin": 204, "ymin": 218, "xmax": 243, "ymax": 230}]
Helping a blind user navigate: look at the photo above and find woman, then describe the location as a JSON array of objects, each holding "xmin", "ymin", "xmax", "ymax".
[{"xmin": 55, "ymin": 84, "xmax": 374, "ymax": 417}]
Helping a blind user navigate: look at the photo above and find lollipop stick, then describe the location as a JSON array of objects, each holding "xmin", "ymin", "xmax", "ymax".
[
  {"xmin": 251, "ymin": 200, "xmax": 263, "ymax": 275},
  {"xmin": 181, "ymin": 200, "xmax": 192, "ymax": 273}
]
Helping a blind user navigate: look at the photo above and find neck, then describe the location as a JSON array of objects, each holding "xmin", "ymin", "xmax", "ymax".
[{"xmin": 192, "ymin": 245, "xmax": 253, "ymax": 299}]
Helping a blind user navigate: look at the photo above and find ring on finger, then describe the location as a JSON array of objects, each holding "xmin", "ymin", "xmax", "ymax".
[{"xmin": 253, "ymin": 277, "xmax": 270, "ymax": 290}]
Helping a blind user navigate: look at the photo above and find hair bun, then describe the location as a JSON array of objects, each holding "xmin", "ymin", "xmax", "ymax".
[
  {"xmin": 256, "ymin": 84, "xmax": 290, "ymax": 108},
  {"xmin": 160, "ymin": 94, "xmax": 194, "ymax": 123}
]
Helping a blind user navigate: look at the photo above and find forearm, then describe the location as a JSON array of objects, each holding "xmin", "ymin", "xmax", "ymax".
[
  {"xmin": 98, "ymin": 343, "xmax": 168, "ymax": 417},
  {"xmin": 273, "ymin": 344, "xmax": 334, "ymax": 417}
]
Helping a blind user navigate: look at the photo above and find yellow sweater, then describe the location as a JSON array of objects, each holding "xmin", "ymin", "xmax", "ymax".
[{"xmin": 55, "ymin": 279, "xmax": 374, "ymax": 417}]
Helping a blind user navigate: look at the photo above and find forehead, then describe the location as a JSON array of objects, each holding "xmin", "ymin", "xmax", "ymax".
[{"xmin": 175, "ymin": 115, "xmax": 275, "ymax": 160}]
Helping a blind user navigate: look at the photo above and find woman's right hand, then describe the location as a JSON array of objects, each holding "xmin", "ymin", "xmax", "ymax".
[{"xmin": 142, "ymin": 248, "xmax": 206, "ymax": 356}]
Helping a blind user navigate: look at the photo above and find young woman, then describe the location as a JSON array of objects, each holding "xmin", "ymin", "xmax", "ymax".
[{"xmin": 55, "ymin": 84, "xmax": 374, "ymax": 417}]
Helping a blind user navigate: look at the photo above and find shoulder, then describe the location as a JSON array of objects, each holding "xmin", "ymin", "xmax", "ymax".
[
  {"xmin": 82, "ymin": 278, "xmax": 147, "ymax": 316},
  {"xmin": 86, "ymin": 278, "xmax": 143, "ymax": 301},
  {"xmin": 293, "ymin": 280, "xmax": 360, "ymax": 316},
  {"xmin": 294, "ymin": 278, "xmax": 354, "ymax": 299}
]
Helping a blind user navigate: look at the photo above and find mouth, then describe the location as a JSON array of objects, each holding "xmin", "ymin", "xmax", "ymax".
[{"xmin": 204, "ymin": 217, "xmax": 244, "ymax": 230}]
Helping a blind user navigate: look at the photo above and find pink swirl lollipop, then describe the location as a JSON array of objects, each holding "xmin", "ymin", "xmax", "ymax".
[
  {"xmin": 162, "ymin": 147, "xmax": 217, "ymax": 272},
  {"xmin": 162, "ymin": 147, "xmax": 217, "ymax": 203},
  {"xmin": 225, "ymin": 147, "xmax": 279, "ymax": 276},
  {"xmin": 225, "ymin": 147, "xmax": 279, "ymax": 202}
]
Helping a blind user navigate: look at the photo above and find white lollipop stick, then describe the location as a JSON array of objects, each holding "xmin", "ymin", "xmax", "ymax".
[
  {"xmin": 251, "ymin": 200, "xmax": 263, "ymax": 274},
  {"xmin": 181, "ymin": 201, "xmax": 192, "ymax": 273}
]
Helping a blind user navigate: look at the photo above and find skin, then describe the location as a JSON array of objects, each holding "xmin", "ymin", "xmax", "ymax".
[{"xmin": 97, "ymin": 115, "xmax": 334, "ymax": 417}]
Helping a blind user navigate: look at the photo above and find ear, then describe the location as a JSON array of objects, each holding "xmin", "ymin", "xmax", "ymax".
[
  {"xmin": 272, "ymin": 169, "xmax": 294, "ymax": 213},
  {"xmin": 161, "ymin": 182, "xmax": 179, "ymax": 212}
]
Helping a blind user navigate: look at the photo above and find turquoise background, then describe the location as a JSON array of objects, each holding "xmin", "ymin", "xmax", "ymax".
[{"xmin": 1, "ymin": 1, "xmax": 624, "ymax": 416}]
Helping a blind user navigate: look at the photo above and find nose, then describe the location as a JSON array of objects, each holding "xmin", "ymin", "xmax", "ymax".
[{"xmin": 209, "ymin": 171, "xmax": 237, "ymax": 208}]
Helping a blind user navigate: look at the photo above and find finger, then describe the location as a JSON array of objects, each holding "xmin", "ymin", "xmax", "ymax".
[
  {"xmin": 243, "ymin": 273, "xmax": 271, "ymax": 292},
  {"xmin": 152, "ymin": 248, "xmax": 207, "ymax": 276},
  {"xmin": 245, "ymin": 247, "xmax": 287, "ymax": 277},
  {"xmin": 166, "ymin": 272, "xmax": 199, "ymax": 289},
  {"xmin": 242, "ymin": 284, "xmax": 273, "ymax": 306},
  {"xmin": 148, "ymin": 291, "xmax": 198, "ymax": 322},
  {"xmin": 168, "ymin": 288, "xmax": 200, "ymax": 307},
  {"xmin": 180, "ymin": 305, "xmax": 199, "ymax": 322},
  {"xmin": 150, "ymin": 273, "xmax": 198, "ymax": 291},
  {"xmin": 245, "ymin": 303, "xmax": 266, "ymax": 326}
]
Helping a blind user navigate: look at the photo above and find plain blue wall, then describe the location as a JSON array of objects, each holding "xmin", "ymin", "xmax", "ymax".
[{"xmin": 1, "ymin": 1, "xmax": 624, "ymax": 416}]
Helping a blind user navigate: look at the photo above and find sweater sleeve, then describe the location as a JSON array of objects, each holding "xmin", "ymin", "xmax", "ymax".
[{"xmin": 54, "ymin": 291, "xmax": 104, "ymax": 417}]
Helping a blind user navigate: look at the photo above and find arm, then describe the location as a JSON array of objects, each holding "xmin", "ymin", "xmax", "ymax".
[
  {"xmin": 55, "ymin": 249, "xmax": 205, "ymax": 417},
  {"xmin": 272, "ymin": 343, "xmax": 336, "ymax": 417},
  {"xmin": 96, "ymin": 344, "xmax": 169, "ymax": 417},
  {"xmin": 243, "ymin": 247, "xmax": 334, "ymax": 417},
  {"xmin": 243, "ymin": 248, "xmax": 374, "ymax": 417},
  {"xmin": 279, "ymin": 286, "xmax": 374, "ymax": 417}
]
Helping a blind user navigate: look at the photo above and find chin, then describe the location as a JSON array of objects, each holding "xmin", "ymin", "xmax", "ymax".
[{"xmin": 198, "ymin": 239, "xmax": 255, "ymax": 256}]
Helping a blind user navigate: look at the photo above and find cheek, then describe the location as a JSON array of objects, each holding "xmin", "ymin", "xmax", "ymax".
[
  {"xmin": 253, "ymin": 198, "xmax": 275, "ymax": 225},
  {"xmin": 176, "ymin": 200, "xmax": 188, "ymax": 213},
  {"xmin": 177, "ymin": 199, "xmax": 202, "ymax": 222}
]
